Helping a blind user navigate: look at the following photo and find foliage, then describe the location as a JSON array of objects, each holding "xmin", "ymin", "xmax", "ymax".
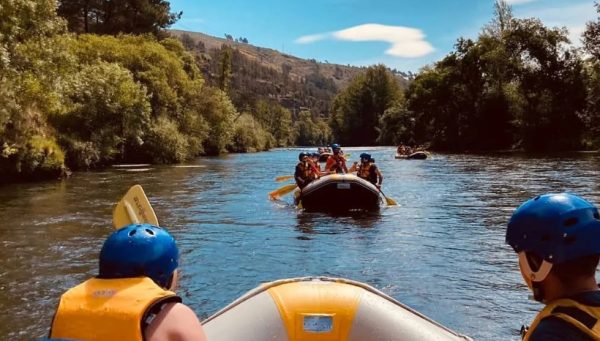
[
  {"xmin": 293, "ymin": 110, "xmax": 332, "ymax": 146},
  {"xmin": 197, "ymin": 86, "xmax": 237, "ymax": 154},
  {"xmin": 253, "ymin": 100, "xmax": 294, "ymax": 146},
  {"xmin": 52, "ymin": 62, "xmax": 151, "ymax": 169},
  {"xmin": 404, "ymin": 0, "xmax": 588, "ymax": 152},
  {"xmin": 68, "ymin": 34, "xmax": 235, "ymax": 157},
  {"xmin": 583, "ymin": 2, "xmax": 600, "ymax": 59},
  {"xmin": 57, "ymin": 0, "xmax": 181, "ymax": 36},
  {"xmin": 377, "ymin": 103, "xmax": 415, "ymax": 145},
  {"xmin": 329, "ymin": 65, "xmax": 402, "ymax": 146},
  {"xmin": 229, "ymin": 114, "xmax": 274, "ymax": 152},
  {"xmin": 218, "ymin": 45, "xmax": 233, "ymax": 93},
  {"xmin": 583, "ymin": 61, "xmax": 600, "ymax": 147},
  {"xmin": 189, "ymin": 40, "xmax": 340, "ymax": 119}
]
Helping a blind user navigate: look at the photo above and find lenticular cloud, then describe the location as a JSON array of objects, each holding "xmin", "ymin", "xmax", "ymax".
[{"xmin": 295, "ymin": 23, "xmax": 434, "ymax": 58}]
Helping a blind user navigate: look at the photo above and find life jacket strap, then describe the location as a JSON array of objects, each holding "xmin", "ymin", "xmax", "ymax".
[{"xmin": 551, "ymin": 305, "xmax": 598, "ymax": 329}]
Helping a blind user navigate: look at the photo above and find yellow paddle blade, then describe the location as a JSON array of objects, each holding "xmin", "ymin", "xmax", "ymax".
[
  {"xmin": 275, "ymin": 175, "xmax": 294, "ymax": 182},
  {"xmin": 379, "ymin": 189, "xmax": 398, "ymax": 206},
  {"xmin": 269, "ymin": 183, "xmax": 297, "ymax": 200},
  {"xmin": 112, "ymin": 185, "xmax": 159, "ymax": 229},
  {"xmin": 384, "ymin": 196, "xmax": 398, "ymax": 206}
]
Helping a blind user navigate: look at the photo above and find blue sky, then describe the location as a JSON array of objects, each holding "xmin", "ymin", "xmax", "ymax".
[{"xmin": 169, "ymin": 0, "xmax": 597, "ymax": 72}]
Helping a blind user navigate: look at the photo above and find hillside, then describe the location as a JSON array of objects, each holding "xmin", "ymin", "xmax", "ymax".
[{"xmin": 169, "ymin": 29, "xmax": 412, "ymax": 117}]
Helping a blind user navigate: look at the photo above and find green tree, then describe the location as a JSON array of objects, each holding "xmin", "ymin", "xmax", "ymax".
[
  {"xmin": 583, "ymin": 3, "xmax": 600, "ymax": 147},
  {"xmin": 253, "ymin": 100, "xmax": 294, "ymax": 146},
  {"xmin": 330, "ymin": 65, "xmax": 402, "ymax": 146},
  {"xmin": 57, "ymin": 0, "xmax": 181, "ymax": 36},
  {"xmin": 506, "ymin": 18, "xmax": 586, "ymax": 150},
  {"xmin": 584, "ymin": 2, "xmax": 600, "ymax": 59},
  {"xmin": 229, "ymin": 114, "xmax": 273, "ymax": 152},
  {"xmin": 0, "ymin": 0, "xmax": 69, "ymax": 182},
  {"xmin": 293, "ymin": 110, "xmax": 331, "ymax": 146},
  {"xmin": 52, "ymin": 62, "xmax": 151, "ymax": 169},
  {"xmin": 218, "ymin": 45, "xmax": 233, "ymax": 93}
]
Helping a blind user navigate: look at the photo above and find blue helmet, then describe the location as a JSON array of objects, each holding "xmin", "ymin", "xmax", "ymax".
[
  {"xmin": 506, "ymin": 193, "xmax": 600, "ymax": 264},
  {"xmin": 299, "ymin": 152, "xmax": 309, "ymax": 161},
  {"xmin": 99, "ymin": 224, "xmax": 179, "ymax": 287},
  {"xmin": 331, "ymin": 143, "xmax": 341, "ymax": 150},
  {"xmin": 360, "ymin": 153, "xmax": 371, "ymax": 161}
]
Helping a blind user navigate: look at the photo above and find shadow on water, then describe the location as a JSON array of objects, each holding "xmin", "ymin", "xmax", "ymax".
[{"xmin": 295, "ymin": 209, "xmax": 381, "ymax": 238}]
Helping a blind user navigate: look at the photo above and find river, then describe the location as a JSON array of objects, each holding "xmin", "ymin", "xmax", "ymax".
[{"xmin": 1, "ymin": 147, "xmax": 600, "ymax": 340}]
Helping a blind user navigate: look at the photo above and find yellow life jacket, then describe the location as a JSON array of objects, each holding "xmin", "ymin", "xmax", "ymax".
[
  {"xmin": 50, "ymin": 276, "xmax": 180, "ymax": 341},
  {"xmin": 523, "ymin": 297, "xmax": 600, "ymax": 340}
]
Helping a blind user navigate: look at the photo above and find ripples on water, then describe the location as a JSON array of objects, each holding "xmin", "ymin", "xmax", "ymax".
[{"xmin": 1, "ymin": 149, "xmax": 600, "ymax": 340}]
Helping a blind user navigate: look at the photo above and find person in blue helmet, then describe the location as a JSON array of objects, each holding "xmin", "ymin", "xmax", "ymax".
[
  {"xmin": 506, "ymin": 193, "xmax": 600, "ymax": 341},
  {"xmin": 349, "ymin": 153, "xmax": 383, "ymax": 189},
  {"xmin": 325, "ymin": 143, "xmax": 348, "ymax": 174},
  {"xmin": 295, "ymin": 151, "xmax": 318, "ymax": 189},
  {"xmin": 49, "ymin": 224, "xmax": 207, "ymax": 341}
]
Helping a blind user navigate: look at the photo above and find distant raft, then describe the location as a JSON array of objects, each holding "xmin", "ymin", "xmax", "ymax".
[
  {"xmin": 395, "ymin": 151, "xmax": 428, "ymax": 160},
  {"xmin": 295, "ymin": 174, "xmax": 382, "ymax": 211},
  {"xmin": 202, "ymin": 277, "xmax": 472, "ymax": 341}
]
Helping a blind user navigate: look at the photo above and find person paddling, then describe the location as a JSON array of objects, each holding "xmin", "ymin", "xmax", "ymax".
[
  {"xmin": 49, "ymin": 223, "xmax": 207, "ymax": 341},
  {"xmin": 351, "ymin": 153, "xmax": 383, "ymax": 189},
  {"xmin": 295, "ymin": 152, "xmax": 317, "ymax": 189},
  {"xmin": 506, "ymin": 193, "xmax": 600, "ymax": 341},
  {"xmin": 325, "ymin": 143, "xmax": 348, "ymax": 174}
]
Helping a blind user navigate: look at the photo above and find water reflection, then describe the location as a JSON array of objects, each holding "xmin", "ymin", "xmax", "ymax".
[
  {"xmin": 295, "ymin": 210, "xmax": 381, "ymax": 236},
  {"xmin": 1, "ymin": 149, "xmax": 600, "ymax": 340}
]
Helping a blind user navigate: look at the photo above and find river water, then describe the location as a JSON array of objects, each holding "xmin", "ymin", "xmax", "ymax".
[{"xmin": 1, "ymin": 147, "xmax": 600, "ymax": 340}]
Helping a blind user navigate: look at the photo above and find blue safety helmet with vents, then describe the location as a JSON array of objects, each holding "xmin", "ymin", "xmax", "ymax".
[
  {"xmin": 506, "ymin": 193, "xmax": 600, "ymax": 264},
  {"xmin": 99, "ymin": 224, "xmax": 179, "ymax": 288},
  {"xmin": 331, "ymin": 143, "xmax": 341, "ymax": 150},
  {"xmin": 298, "ymin": 152, "xmax": 309, "ymax": 161}
]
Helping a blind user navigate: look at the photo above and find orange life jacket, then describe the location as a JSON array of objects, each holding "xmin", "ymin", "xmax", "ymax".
[
  {"xmin": 357, "ymin": 162, "xmax": 378, "ymax": 185},
  {"xmin": 326, "ymin": 155, "xmax": 346, "ymax": 173}
]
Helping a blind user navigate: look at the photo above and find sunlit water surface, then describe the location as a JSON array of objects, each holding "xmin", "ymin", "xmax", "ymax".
[{"xmin": 1, "ymin": 148, "xmax": 600, "ymax": 340}]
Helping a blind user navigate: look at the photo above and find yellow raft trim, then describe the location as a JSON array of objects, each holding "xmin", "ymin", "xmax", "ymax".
[{"xmin": 268, "ymin": 281, "xmax": 362, "ymax": 340}]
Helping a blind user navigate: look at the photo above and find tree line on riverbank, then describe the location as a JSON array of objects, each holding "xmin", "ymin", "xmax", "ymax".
[
  {"xmin": 2, "ymin": 1, "xmax": 599, "ymax": 184},
  {"xmin": 333, "ymin": 1, "xmax": 600, "ymax": 152},
  {"xmin": 0, "ymin": 0, "xmax": 332, "ymax": 183}
]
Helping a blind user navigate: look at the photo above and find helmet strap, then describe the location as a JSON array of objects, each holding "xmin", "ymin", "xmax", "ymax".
[
  {"xmin": 518, "ymin": 251, "xmax": 553, "ymax": 286},
  {"xmin": 532, "ymin": 282, "xmax": 545, "ymax": 302}
]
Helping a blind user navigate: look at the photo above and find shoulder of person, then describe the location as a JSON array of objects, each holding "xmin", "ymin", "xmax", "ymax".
[
  {"xmin": 146, "ymin": 302, "xmax": 206, "ymax": 341},
  {"xmin": 528, "ymin": 315, "xmax": 594, "ymax": 341}
]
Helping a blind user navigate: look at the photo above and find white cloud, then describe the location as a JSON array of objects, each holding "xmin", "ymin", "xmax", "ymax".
[
  {"xmin": 295, "ymin": 23, "xmax": 435, "ymax": 58},
  {"xmin": 295, "ymin": 33, "xmax": 329, "ymax": 44}
]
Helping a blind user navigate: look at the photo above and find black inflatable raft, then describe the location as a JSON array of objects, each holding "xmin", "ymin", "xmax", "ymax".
[
  {"xmin": 296, "ymin": 174, "xmax": 382, "ymax": 211},
  {"xmin": 395, "ymin": 151, "xmax": 428, "ymax": 160}
]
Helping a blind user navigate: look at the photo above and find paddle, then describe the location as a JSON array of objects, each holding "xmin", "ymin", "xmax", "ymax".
[
  {"xmin": 378, "ymin": 188, "xmax": 397, "ymax": 206},
  {"xmin": 275, "ymin": 175, "xmax": 294, "ymax": 182},
  {"xmin": 112, "ymin": 185, "xmax": 159, "ymax": 229},
  {"xmin": 269, "ymin": 183, "xmax": 297, "ymax": 200}
]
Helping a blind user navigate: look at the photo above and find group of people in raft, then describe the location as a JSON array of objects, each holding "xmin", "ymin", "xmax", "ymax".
[
  {"xmin": 43, "ymin": 189, "xmax": 600, "ymax": 339},
  {"xmin": 294, "ymin": 143, "xmax": 383, "ymax": 190}
]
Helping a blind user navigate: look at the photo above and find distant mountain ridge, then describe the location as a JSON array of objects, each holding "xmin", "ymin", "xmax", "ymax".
[{"xmin": 169, "ymin": 29, "xmax": 413, "ymax": 91}]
